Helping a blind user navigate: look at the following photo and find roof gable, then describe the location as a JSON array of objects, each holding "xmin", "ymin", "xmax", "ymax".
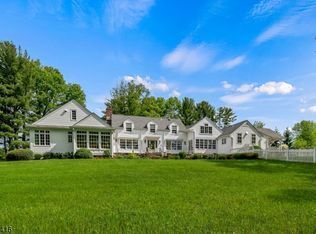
[
  {"xmin": 187, "ymin": 117, "xmax": 222, "ymax": 133},
  {"xmin": 221, "ymin": 120, "xmax": 262, "ymax": 137},
  {"xmin": 74, "ymin": 113, "xmax": 112, "ymax": 128},
  {"xmin": 30, "ymin": 100, "xmax": 91, "ymax": 128}
]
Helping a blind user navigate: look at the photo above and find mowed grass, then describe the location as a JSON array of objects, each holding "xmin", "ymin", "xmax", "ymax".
[{"xmin": 0, "ymin": 159, "xmax": 316, "ymax": 233}]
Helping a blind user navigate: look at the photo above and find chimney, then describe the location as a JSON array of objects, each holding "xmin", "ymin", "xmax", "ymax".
[{"xmin": 104, "ymin": 107, "xmax": 112, "ymax": 125}]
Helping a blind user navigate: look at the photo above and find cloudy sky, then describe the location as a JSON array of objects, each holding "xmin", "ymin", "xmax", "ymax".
[{"xmin": 1, "ymin": 0, "xmax": 316, "ymax": 131}]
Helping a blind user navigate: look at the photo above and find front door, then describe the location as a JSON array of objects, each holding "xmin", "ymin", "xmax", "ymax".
[{"xmin": 147, "ymin": 140, "xmax": 157, "ymax": 151}]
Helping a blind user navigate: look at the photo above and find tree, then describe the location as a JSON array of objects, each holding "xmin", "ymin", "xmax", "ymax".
[
  {"xmin": 271, "ymin": 127, "xmax": 281, "ymax": 147},
  {"xmin": 283, "ymin": 127, "xmax": 294, "ymax": 148},
  {"xmin": 196, "ymin": 101, "xmax": 216, "ymax": 121},
  {"xmin": 65, "ymin": 83, "xmax": 86, "ymax": 107},
  {"xmin": 216, "ymin": 107, "xmax": 236, "ymax": 128},
  {"xmin": 292, "ymin": 120, "xmax": 316, "ymax": 149},
  {"xmin": 141, "ymin": 96, "xmax": 165, "ymax": 117},
  {"xmin": 180, "ymin": 97, "xmax": 198, "ymax": 126},
  {"xmin": 0, "ymin": 41, "xmax": 33, "ymax": 150},
  {"xmin": 106, "ymin": 80, "xmax": 149, "ymax": 116},
  {"xmin": 164, "ymin": 97, "xmax": 181, "ymax": 119},
  {"xmin": 253, "ymin": 121, "xmax": 265, "ymax": 129}
]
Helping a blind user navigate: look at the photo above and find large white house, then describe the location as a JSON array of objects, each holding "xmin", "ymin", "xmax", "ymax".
[{"xmin": 29, "ymin": 100, "xmax": 282, "ymax": 156}]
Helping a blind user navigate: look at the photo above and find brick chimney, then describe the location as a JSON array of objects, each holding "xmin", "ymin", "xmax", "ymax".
[{"xmin": 104, "ymin": 107, "xmax": 112, "ymax": 125}]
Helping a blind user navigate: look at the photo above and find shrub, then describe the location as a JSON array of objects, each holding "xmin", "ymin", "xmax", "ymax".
[
  {"xmin": 103, "ymin": 150, "xmax": 112, "ymax": 158},
  {"xmin": 127, "ymin": 152, "xmax": 139, "ymax": 159},
  {"xmin": 34, "ymin": 153, "xmax": 43, "ymax": 160},
  {"xmin": 178, "ymin": 152, "xmax": 187, "ymax": 159},
  {"xmin": 253, "ymin": 145, "xmax": 261, "ymax": 150},
  {"xmin": 63, "ymin": 152, "xmax": 74, "ymax": 159},
  {"xmin": 232, "ymin": 152, "xmax": 258, "ymax": 160},
  {"xmin": 0, "ymin": 148, "xmax": 5, "ymax": 161},
  {"xmin": 9, "ymin": 140, "xmax": 30, "ymax": 151},
  {"xmin": 43, "ymin": 152, "xmax": 63, "ymax": 159},
  {"xmin": 74, "ymin": 149, "xmax": 93, "ymax": 159},
  {"xmin": 6, "ymin": 149, "xmax": 33, "ymax": 161},
  {"xmin": 192, "ymin": 154, "xmax": 203, "ymax": 160}
]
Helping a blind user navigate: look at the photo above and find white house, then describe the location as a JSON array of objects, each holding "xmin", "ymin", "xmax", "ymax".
[{"xmin": 29, "ymin": 100, "xmax": 282, "ymax": 156}]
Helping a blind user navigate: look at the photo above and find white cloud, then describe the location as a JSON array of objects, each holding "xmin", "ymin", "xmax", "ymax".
[
  {"xmin": 255, "ymin": 1, "xmax": 316, "ymax": 44},
  {"xmin": 237, "ymin": 83, "xmax": 255, "ymax": 93},
  {"xmin": 255, "ymin": 81, "xmax": 295, "ymax": 95},
  {"xmin": 300, "ymin": 105, "xmax": 316, "ymax": 113},
  {"xmin": 222, "ymin": 81, "xmax": 233, "ymax": 89},
  {"xmin": 170, "ymin": 90, "xmax": 181, "ymax": 97},
  {"xmin": 214, "ymin": 55, "xmax": 246, "ymax": 71},
  {"xmin": 161, "ymin": 42, "xmax": 214, "ymax": 73},
  {"xmin": 220, "ymin": 92, "xmax": 257, "ymax": 105},
  {"xmin": 123, "ymin": 75, "xmax": 169, "ymax": 92},
  {"xmin": 221, "ymin": 81, "xmax": 295, "ymax": 105},
  {"xmin": 250, "ymin": 0, "xmax": 283, "ymax": 17},
  {"xmin": 106, "ymin": 0, "xmax": 155, "ymax": 32}
]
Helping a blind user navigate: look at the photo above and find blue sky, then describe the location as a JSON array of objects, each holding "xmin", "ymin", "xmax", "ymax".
[{"xmin": 1, "ymin": 0, "xmax": 316, "ymax": 131}]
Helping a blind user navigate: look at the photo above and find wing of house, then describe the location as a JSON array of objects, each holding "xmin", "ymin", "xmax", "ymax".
[
  {"xmin": 28, "ymin": 100, "xmax": 113, "ymax": 155},
  {"xmin": 28, "ymin": 101, "xmax": 281, "ymax": 156}
]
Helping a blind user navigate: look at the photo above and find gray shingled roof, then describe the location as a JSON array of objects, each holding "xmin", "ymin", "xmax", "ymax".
[
  {"xmin": 111, "ymin": 114, "xmax": 186, "ymax": 131},
  {"xmin": 257, "ymin": 128, "xmax": 283, "ymax": 140},
  {"xmin": 221, "ymin": 120, "xmax": 249, "ymax": 136}
]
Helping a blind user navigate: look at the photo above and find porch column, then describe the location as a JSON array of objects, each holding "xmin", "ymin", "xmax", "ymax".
[
  {"xmin": 87, "ymin": 131, "xmax": 90, "ymax": 149},
  {"xmin": 73, "ymin": 129, "xmax": 77, "ymax": 153},
  {"xmin": 98, "ymin": 132, "xmax": 101, "ymax": 150}
]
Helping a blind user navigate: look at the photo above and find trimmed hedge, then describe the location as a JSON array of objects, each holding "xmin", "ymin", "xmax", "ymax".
[
  {"xmin": 74, "ymin": 149, "xmax": 93, "ymax": 159},
  {"xmin": 34, "ymin": 154, "xmax": 43, "ymax": 160},
  {"xmin": 103, "ymin": 150, "xmax": 112, "ymax": 158},
  {"xmin": 6, "ymin": 149, "xmax": 33, "ymax": 161}
]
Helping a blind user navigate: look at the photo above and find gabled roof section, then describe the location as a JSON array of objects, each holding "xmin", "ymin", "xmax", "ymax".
[
  {"xmin": 257, "ymin": 128, "xmax": 283, "ymax": 140},
  {"xmin": 29, "ymin": 99, "xmax": 91, "ymax": 128},
  {"xmin": 111, "ymin": 114, "xmax": 186, "ymax": 131},
  {"xmin": 73, "ymin": 113, "xmax": 112, "ymax": 128},
  {"xmin": 187, "ymin": 117, "xmax": 222, "ymax": 133},
  {"xmin": 221, "ymin": 120, "xmax": 262, "ymax": 137}
]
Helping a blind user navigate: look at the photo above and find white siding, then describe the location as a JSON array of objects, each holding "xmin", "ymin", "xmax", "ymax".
[{"xmin": 30, "ymin": 129, "xmax": 73, "ymax": 154}]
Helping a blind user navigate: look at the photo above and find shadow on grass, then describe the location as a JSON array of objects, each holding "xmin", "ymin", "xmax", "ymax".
[
  {"xmin": 210, "ymin": 160, "xmax": 316, "ymax": 180},
  {"xmin": 268, "ymin": 189, "xmax": 316, "ymax": 203}
]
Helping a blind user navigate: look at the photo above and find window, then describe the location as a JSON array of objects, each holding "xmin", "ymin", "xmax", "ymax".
[
  {"xmin": 125, "ymin": 123, "xmax": 132, "ymax": 132},
  {"xmin": 195, "ymin": 139, "xmax": 216, "ymax": 149},
  {"xmin": 119, "ymin": 139, "xmax": 138, "ymax": 150},
  {"xmin": 252, "ymin": 134, "xmax": 256, "ymax": 144},
  {"xmin": 200, "ymin": 124, "xmax": 212, "ymax": 134},
  {"xmin": 171, "ymin": 125, "xmax": 177, "ymax": 134},
  {"xmin": 89, "ymin": 132, "xmax": 99, "ymax": 149},
  {"xmin": 237, "ymin": 133, "xmax": 242, "ymax": 144},
  {"xmin": 149, "ymin": 124, "xmax": 156, "ymax": 133},
  {"xmin": 101, "ymin": 132, "xmax": 111, "ymax": 149},
  {"xmin": 35, "ymin": 130, "xmax": 50, "ymax": 146},
  {"xmin": 166, "ymin": 140, "xmax": 182, "ymax": 150},
  {"xmin": 77, "ymin": 131, "xmax": 87, "ymax": 148},
  {"xmin": 68, "ymin": 131, "xmax": 73, "ymax": 143},
  {"xmin": 222, "ymin": 138, "xmax": 226, "ymax": 145},
  {"xmin": 71, "ymin": 110, "xmax": 77, "ymax": 120}
]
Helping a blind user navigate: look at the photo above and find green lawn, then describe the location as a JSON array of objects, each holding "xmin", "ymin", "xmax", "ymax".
[{"xmin": 0, "ymin": 159, "xmax": 315, "ymax": 233}]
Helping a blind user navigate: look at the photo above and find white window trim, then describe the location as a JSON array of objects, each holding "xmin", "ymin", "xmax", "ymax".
[
  {"xmin": 124, "ymin": 121, "xmax": 133, "ymax": 132},
  {"xmin": 70, "ymin": 109, "xmax": 77, "ymax": 121},
  {"xmin": 171, "ymin": 124, "xmax": 178, "ymax": 134}
]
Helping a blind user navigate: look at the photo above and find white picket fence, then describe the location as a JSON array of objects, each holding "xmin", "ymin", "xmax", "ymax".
[{"xmin": 237, "ymin": 149, "xmax": 316, "ymax": 163}]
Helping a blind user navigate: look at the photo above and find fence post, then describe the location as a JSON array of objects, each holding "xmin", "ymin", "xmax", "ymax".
[
  {"xmin": 314, "ymin": 148, "xmax": 316, "ymax": 163},
  {"xmin": 286, "ymin": 149, "xmax": 289, "ymax": 161}
]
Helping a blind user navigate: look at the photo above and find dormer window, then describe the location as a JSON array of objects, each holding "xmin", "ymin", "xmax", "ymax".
[
  {"xmin": 149, "ymin": 124, "xmax": 156, "ymax": 133},
  {"xmin": 200, "ymin": 124, "xmax": 212, "ymax": 134},
  {"xmin": 125, "ymin": 122, "xmax": 132, "ymax": 132},
  {"xmin": 71, "ymin": 110, "xmax": 77, "ymax": 120},
  {"xmin": 171, "ymin": 125, "xmax": 177, "ymax": 134}
]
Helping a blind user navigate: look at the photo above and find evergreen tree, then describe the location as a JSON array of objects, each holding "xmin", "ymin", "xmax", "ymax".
[
  {"xmin": 253, "ymin": 121, "xmax": 265, "ymax": 129},
  {"xmin": 283, "ymin": 127, "xmax": 294, "ymax": 148},
  {"xmin": 196, "ymin": 101, "xmax": 216, "ymax": 121},
  {"xmin": 164, "ymin": 97, "xmax": 181, "ymax": 119},
  {"xmin": 180, "ymin": 97, "xmax": 198, "ymax": 126},
  {"xmin": 216, "ymin": 107, "xmax": 236, "ymax": 128}
]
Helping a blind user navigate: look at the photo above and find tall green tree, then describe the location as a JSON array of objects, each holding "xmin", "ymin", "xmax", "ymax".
[
  {"xmin": 65, "ymin": 83, "xmax": 86, "ymax": 107},
  {"xmin": 283, "ymin": 127, "xmax": 294, "ymax": 148},
  {"xmin": 216, "ymin": 107, "xmax": 236, "ymax": 128},
  {"xmin": 292, "ymin": 120, "xmax": 316, "ymax": 149},
  {"xmin": 196, "ymin": 101, "xmax": 216, "ymax": 121},
  {"xmin": 141, "ymin": 96, "xmax": 165, "ymax": 117},
  {"xmin": 253, "ymin": 121, "xmax": 265, "ymax": 129},
  {"xmin": 0, "ymin": 41, "xmax": 34, "ymax": 150},
  {"xmin": 164, "ymin": 97, "xmax": 181, "ymax": 119},
  {"xmin": 180, "ymin": 97, "xmax": 198, "ymax": 126},
  {"xmin": 106, "ymin": 80, "xmax": 149, "ymax": 116}
]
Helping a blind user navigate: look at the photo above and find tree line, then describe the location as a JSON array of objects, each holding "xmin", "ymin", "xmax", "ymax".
[
  {"xmin": 0, "ymin": 41, "xmax": 86, "ymax": 150},
  {"xmin": 104, "ymin": 80, "xmax": 237, "ymax": 127}
]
